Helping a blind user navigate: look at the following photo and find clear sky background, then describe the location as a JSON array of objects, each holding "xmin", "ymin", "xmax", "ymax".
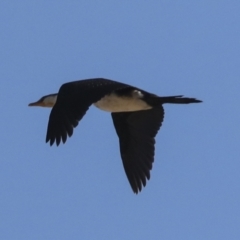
[{"xmin": 0, "ymin": 1, "xmax": 239, "ymax": 239}]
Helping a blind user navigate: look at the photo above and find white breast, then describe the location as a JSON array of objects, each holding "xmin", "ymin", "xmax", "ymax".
[{"xmin": 94, "ymin": 91, "xmax": 152, "ymax": 112}]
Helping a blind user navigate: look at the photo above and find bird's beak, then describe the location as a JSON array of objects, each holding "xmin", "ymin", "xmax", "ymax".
[{"xmin": 28, "ymin": 100, "xmax": 44, "ymax": 107}]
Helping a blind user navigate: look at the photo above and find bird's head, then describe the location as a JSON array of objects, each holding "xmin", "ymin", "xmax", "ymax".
[{"xmin": 28, "ymin": 94, "xmax": 58, "ymax": 108}]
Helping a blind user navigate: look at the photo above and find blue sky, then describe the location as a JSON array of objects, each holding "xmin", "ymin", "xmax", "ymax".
[{"xmin": 0, "ymin": 1, "xmax": 239, "ymax": 239}]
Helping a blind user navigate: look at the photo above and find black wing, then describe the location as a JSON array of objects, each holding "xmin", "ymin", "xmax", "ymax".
[
  {"xmin": 111, "ymin": 106, "xmax": 164, "ymax": 193},
  {"xmin": 46, "ymin": 78, "xmax": 131, "ymax": 146}
]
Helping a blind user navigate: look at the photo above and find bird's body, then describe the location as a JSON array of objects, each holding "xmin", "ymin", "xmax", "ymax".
[
  {"xmin": 94, "ymin": 91, "xmax": 152, "ymax": 112},
  {"xmin": 29, "ymin": 78, "xmax": 202, "ymax": 193}
]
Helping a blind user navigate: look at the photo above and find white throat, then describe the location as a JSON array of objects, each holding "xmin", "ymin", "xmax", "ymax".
[{"xmin": 44, "ymin": 94, "xmax": 58, "ymax": 107}]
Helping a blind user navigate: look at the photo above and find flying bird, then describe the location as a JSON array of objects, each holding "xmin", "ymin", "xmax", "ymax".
[{"xmin": 29, "ymin": 78, "xmax": 202, "ymax": 193}]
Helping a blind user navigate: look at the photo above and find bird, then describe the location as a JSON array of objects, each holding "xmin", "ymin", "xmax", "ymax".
[{"xmin": 29, "ymin": 78, "xmax": 202, "ymax": 193}]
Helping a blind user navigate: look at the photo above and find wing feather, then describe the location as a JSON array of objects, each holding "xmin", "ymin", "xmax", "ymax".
[
  {"xmin": 111, "ymin": 106, "xmax": 164, "ymax": 193},
  {"xmin": 46, "ymin": 78, "xmax": 131, "ymax": 146}
]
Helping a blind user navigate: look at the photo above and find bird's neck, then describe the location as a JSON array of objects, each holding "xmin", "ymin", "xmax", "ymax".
[{"xmin": 43, "ymin": 94, "xmax": 58, "ymax": 107}]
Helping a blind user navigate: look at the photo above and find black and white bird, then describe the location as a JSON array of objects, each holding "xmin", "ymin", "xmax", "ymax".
[{"xmin": 29, "ymin": 78, "xmax": 202, "ymax": 193}]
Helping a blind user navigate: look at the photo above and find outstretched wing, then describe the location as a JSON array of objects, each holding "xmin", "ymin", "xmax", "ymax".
[
  {"xmin": 46, "ymin": 78, "xmax": 130, "ymax": 146},
  {"xmin": 111, "ymin": 106, "xmax": 164, "ymax": 193}
]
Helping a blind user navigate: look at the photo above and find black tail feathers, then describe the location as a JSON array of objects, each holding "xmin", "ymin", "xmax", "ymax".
[{"xmin": 160, "ymin": 95, "xmax": 202, "ymax": 104}]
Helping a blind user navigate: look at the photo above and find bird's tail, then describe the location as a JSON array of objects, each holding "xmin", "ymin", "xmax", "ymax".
[{"xmin": 159, "ymin": 95, "xmax": 202, "ymax": 104}]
